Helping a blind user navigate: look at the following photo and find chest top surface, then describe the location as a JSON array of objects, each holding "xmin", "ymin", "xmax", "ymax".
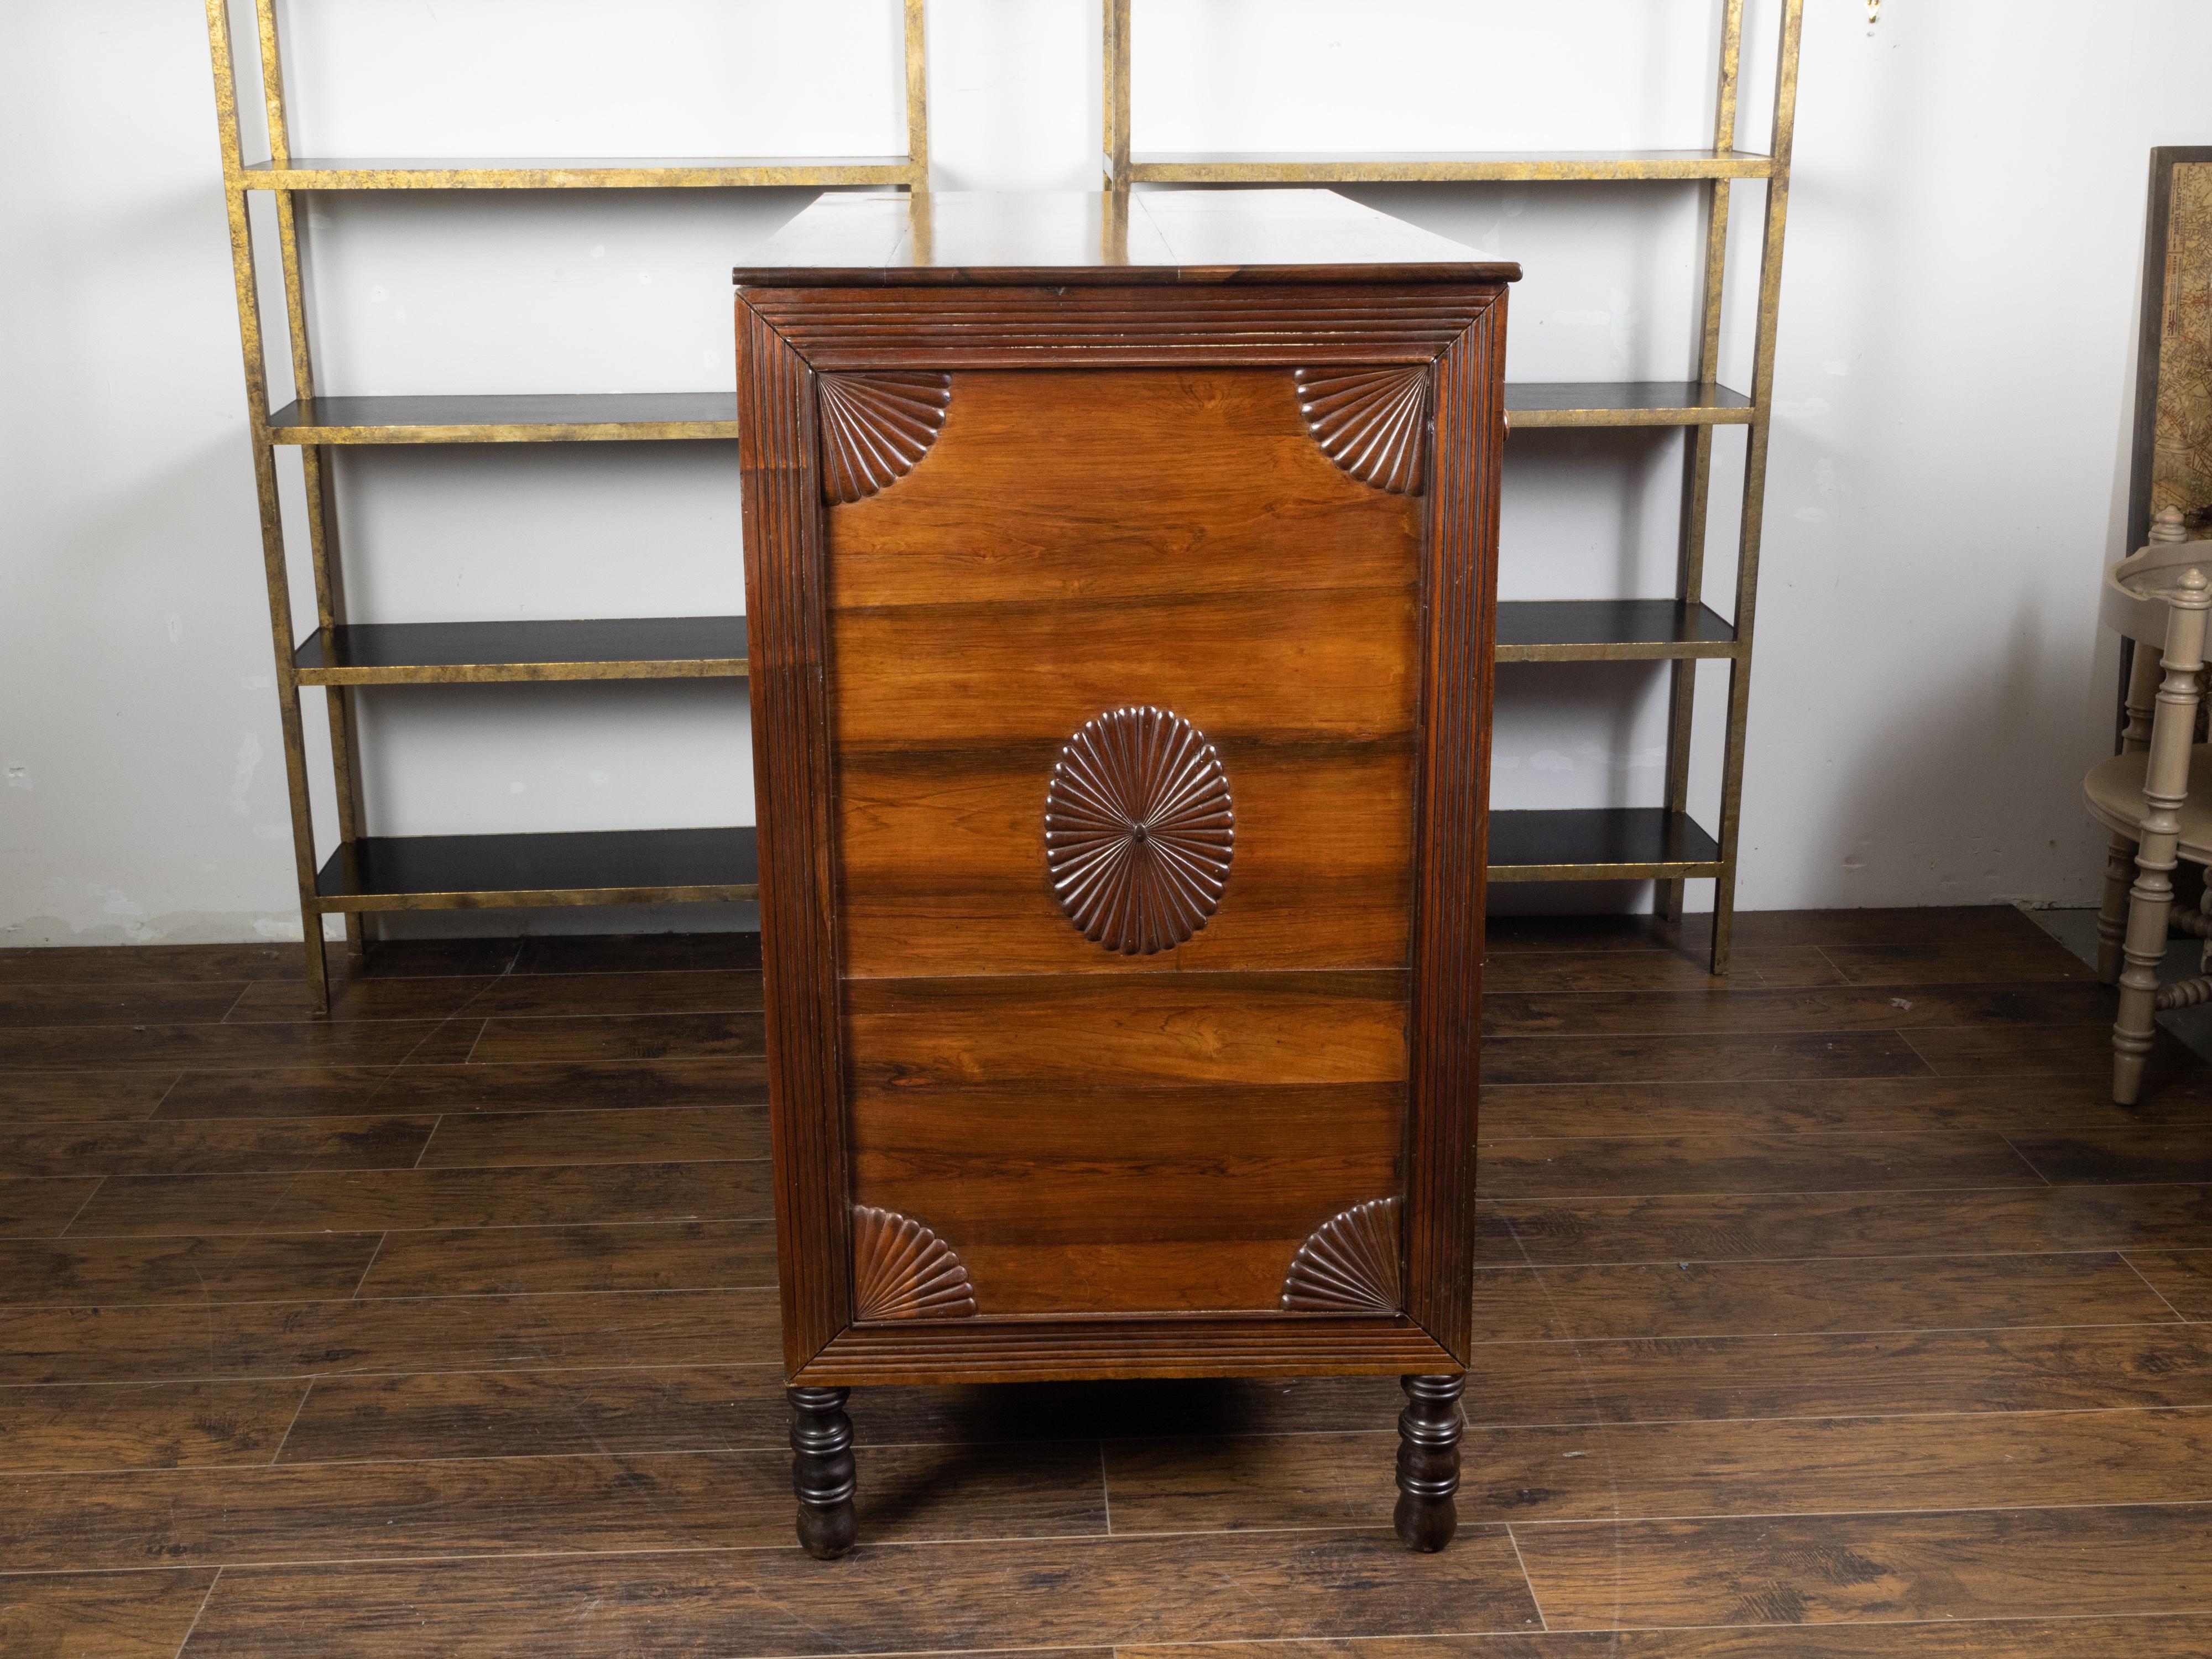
[{"xmin": 731, "ymin": 187, "xmax": 1521, "ymax": 288}]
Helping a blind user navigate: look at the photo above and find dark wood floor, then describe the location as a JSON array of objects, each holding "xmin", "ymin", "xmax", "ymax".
[{"xmin": 4, "ymin": 907, "xmax": 2212, "ymax": 1655}]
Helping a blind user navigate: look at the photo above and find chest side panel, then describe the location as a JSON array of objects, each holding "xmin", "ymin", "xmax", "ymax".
[{"xmin": 828, "ymin": 366, "xmax": 1422, "ymax": 1317}]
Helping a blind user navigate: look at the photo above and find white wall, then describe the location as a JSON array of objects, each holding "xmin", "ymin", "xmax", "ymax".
[{"xmin": 0, "ymin": 0, "xmax": 2198, "ymax": 945}]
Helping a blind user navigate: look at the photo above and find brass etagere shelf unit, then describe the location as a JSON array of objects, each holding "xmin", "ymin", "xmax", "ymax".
[
  {"xmin": 1104, "ymin": 0, "xmax": 1801, "ymax": 973},
  {"xmin": 204, "ymin": 0, "xmax": 931, "ymax": 1010}
]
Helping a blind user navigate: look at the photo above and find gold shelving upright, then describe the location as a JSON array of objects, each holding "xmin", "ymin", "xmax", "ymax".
[
  {"xmin": 1104, "ymin": 0, "xmax": 1801, "ymax": 974},
  {"xmin": 204, "ymin": 0, "xmax": 931, "ymax": 1010}
]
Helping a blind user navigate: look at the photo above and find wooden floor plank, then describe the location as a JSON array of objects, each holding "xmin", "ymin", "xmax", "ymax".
[
  {"xmin": 1486, "ymin": 907, "xmax": 2057, "ymax": 954},
  {"xmin": 1478, "ymin": 1130, "xmax": 2039, "ymax": 1198},
  {"xmin": 1515, "ymin": 1253, "xmax": 2178, "ymax": 1340},
  {"xmin": 1906, "ymin": 1021, "xmax": 2201, "ymax": 1078},
  {"xmin": 1485, "ymin": 1184, "xmax": 2212, "ymax": 1265},
  {"xmin": 0, "ymin": 981, "xmax": 250, "ymax": 1028},
  {"xmin": 0, "ymin": 1178, "xmax": 106, "ymax": 1239},
  {"xmin": 1485, "ymin": 948, "xmax": 1846, "ymax": 994},
  {"xmin": 415, "ymin": 1105, "xmax": 767, "ymax": 1168},
  {"xmin": 462, "ymin": 970, "xmax": 765, "ymax": 1019},
  {"xmin": 0, "ymin": 1379, "xmax": 312, "ymax": 1472},
  {"xmin": 0, "ymin": 1569, "xmax": 218, "ymax": 1658},
  {"xmin": 466, "ymin": 1012, "xmax": 765, "ymax": 1066},
  {"xmin": 153, "ymin": 1059, "xmax": 765, "ymax": 1120},
  {"xmin": 1477, "ymin": 1073, "xmax": 2212, "ymax": 1142},
  {"xmin": 1818, "ymin": 938, "xmax": 2096, "ymax": 985},
  {"xmin": 0, "ymin": 1288, "xmax": 780, "ymax": 1384},
  {"xmin": 62, "ymin": 1161, "xmax": 770, "ymax": 1238},
  {"xmin": 1121, "ymin": 1617, "xmax": 2212, "ymax": 1656},
  {"xmin": 1484, "ymin": 982, "xmax": 2115, "ymax": 1039},
  {"xmin": 1481, "ymin": 1032, "xmax": 1934, "ymax": 1086},
  {"xmin": 2126, "ymin": 1249, "xmax": 2212, "ymax": 1319},
  {"xmin": 2007, "ymin": 1124, "xmax": 2212, "ymax": 1185},
  {"xmin": 224, "ymin": 977, "xmax": 500, "ymax": 1024},
  {"xmin": 2, "ymin": 1441, "xmax": 1110, "ymax": 1572},
  {"xmin": 0, "ymin": 1117, "xmax": 437, "ymax": 1177},
  {"xmin": 1511, "ymin": 1501, "xmax": 2212, "ymax": 1631},
  {"xmin": 0, "ymin": 1233, "xmax": 383, "ymax": 1307},
  {"xmin": 1103, "ymin": 1406, "xmax": 2212, "ymax": 1531},
  {"xmin": 176, "ymin": 1532, "xmax": 1542, "ymax": 1656},
  {"xmin": 278, "ymin": 1370, "xmax": 1413, "ymax": 1464},
  {"xmin": 507, "ymin": 932, "xmax": 760, "ymax": 974},
  {"xmin": 0, "ymin": 1020, "xmax": 452, "ymax": 1073},
  {"xmin": 354, "ymin": 1219, "xmax": 778, "ymax": 1298},
  {"xmin": 0, "ymin": 1069, "xmax": 183, "ymax": 1124},
  {"xmin": 1465, "ymin": 1324, "xmax": 2212, "ymax": 1426}
]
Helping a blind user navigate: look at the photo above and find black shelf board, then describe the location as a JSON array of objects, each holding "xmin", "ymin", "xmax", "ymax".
[
  {"xmin": 1504, "ymin": 381, "xmax": 1754, "ymax": 427},
  {"xmin": 267, "ymin": 393, "xmax": 739, "ymax": 443},
  {"xmin": 1488, "ymin": 808, "xmax": 1724, "ymax": 881},
  {"xmin": 312, "ymin": 827, "xmax": 758, "ymax": 911},
  {"xmin": 1495, "ymin": 600, "xmax": 1736, "ymax": 662},
  {"xmin": 294, "ymin": 617, "xmax": 748, "ymax": 684}
]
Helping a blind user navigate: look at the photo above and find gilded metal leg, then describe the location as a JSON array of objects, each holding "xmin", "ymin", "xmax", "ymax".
[
  {"xmin": 2099, "ymin": 831, "xmax": 2139, "ymax": 984},
  {"xmin": 790, "ymin": 1385, "xmax": 857, "ymax": 1559},
  {"xmin": 1393, "ymin": 1373, "xmax": 1464, "ymax": 1553}
]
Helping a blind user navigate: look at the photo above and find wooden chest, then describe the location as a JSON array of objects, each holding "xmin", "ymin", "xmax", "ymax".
[{"xmin": 733, "ymin": 190, "xmax": 1515, "ymax": 1556}]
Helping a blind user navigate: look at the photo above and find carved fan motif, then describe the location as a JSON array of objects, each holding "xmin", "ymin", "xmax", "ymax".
[
  {"xmin": 1280, "ymin": 1197, "xmax": 1403, "ymax": 1313},
  {"xmin": 1045, "ymin": 706, "xmax": 1235, "ymax": 956},
  {"xmin": 1295, "ymin": 366, "xmax": 1429, "ymax": 495},
  {"xmin": 817, "ymin": 371, "xmax": 952, "ymax": 503},
  {"xmin": 852, "ymin": 1206, "xmax": 978, "ymax": 1321}
]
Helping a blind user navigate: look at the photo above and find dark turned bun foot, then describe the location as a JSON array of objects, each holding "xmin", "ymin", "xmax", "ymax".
[
  {"xmin": 1393, "ymin": 1373, "xmax": 1464, "ymax": 1553},
  {"xmin": 789, "ymin": 1385, "xmax": 857, "ymax": 1559}
]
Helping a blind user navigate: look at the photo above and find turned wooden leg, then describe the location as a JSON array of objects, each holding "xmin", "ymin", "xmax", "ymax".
[
  {"xmin": 1393, "ymin": 1373, "xmax": 1464, "ymax": 1552},
  {"xmin": 2098, "ymin": 831, "xmax": 2138, "ymax": 984},
  {"xmin": 789, "ymin": 1385, "xmax": 856, "ymax": 1559}
]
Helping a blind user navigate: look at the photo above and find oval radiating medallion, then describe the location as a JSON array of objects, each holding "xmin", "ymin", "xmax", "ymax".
[{"xmin": 1046, "ymin": 706, "xmax": 1234, "ymax": 956}]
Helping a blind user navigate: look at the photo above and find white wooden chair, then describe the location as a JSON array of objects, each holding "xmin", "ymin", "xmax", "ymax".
[{"xmin": 2086, "ymin": 508, "xmax": 2212, "ymax": 1103}]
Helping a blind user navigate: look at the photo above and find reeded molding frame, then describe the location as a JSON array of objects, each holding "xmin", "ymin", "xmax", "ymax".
[{"xmin": 737, "ymin": 279, "xmax": 1506, "ymax": 1385}]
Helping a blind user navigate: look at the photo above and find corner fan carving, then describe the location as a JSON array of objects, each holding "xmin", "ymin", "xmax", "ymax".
[
  {"xmin": 1296, "ymin": 367, "xmax": 1429, "ymax": 495},
  {"xmin": 817, "ymin": 371, "xmax": 951, "ymax": 503},
  {"xmin": 1045, "ymin": 706, "xmax": 1235, "ymax": 956},
  {"xmin": 852, "ymin": 1206, "xmax": 978, "ymax": 1321},
  {"xmin": 1281, "ymin": 1197, "xmax": 1403, "ymax": 1313}
]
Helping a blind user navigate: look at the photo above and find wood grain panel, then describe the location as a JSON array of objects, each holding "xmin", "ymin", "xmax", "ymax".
[
  {"xmin": 0, "ymin": 1379, "xmax": 311, "ymax": 1472},
  {"xmin": 829, "ymin": 369, "xmax": 1419, "ymax": 604},
  {"xmin": 837, "ymin": 740, "xmax": 1413, "ymax": 975},
  {"xmin": 1512, "ymin": 1502, "xmax": 2212, "ymax": 1631},
  {"xmin": 354, "ymin": 1220, "xmax": 777, "ymax": 1298},
  {"xmin": 833, "ymin": 586, "xmax": 1417, "ymax": 747},
  {"xmin": 847, "ymin": 972, "xmax": 1406, "ymax": 1091},
  {"xmin": 0, "ymin": 1442, "xmax": 1107, "ymax": 1571},
  {"xmin": 178, "ymin": 1530, "xmax": 1539, "ymax": 1656}
]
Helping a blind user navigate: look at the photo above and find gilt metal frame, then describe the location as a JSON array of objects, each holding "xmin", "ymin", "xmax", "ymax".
[
  {"xmin": 204, "ymin": 0, "xmax": 930, "ymax": 1009},
  {"xmin": 1102, "ymin": 0, "xmax": 1803, "ymax": 973}
]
